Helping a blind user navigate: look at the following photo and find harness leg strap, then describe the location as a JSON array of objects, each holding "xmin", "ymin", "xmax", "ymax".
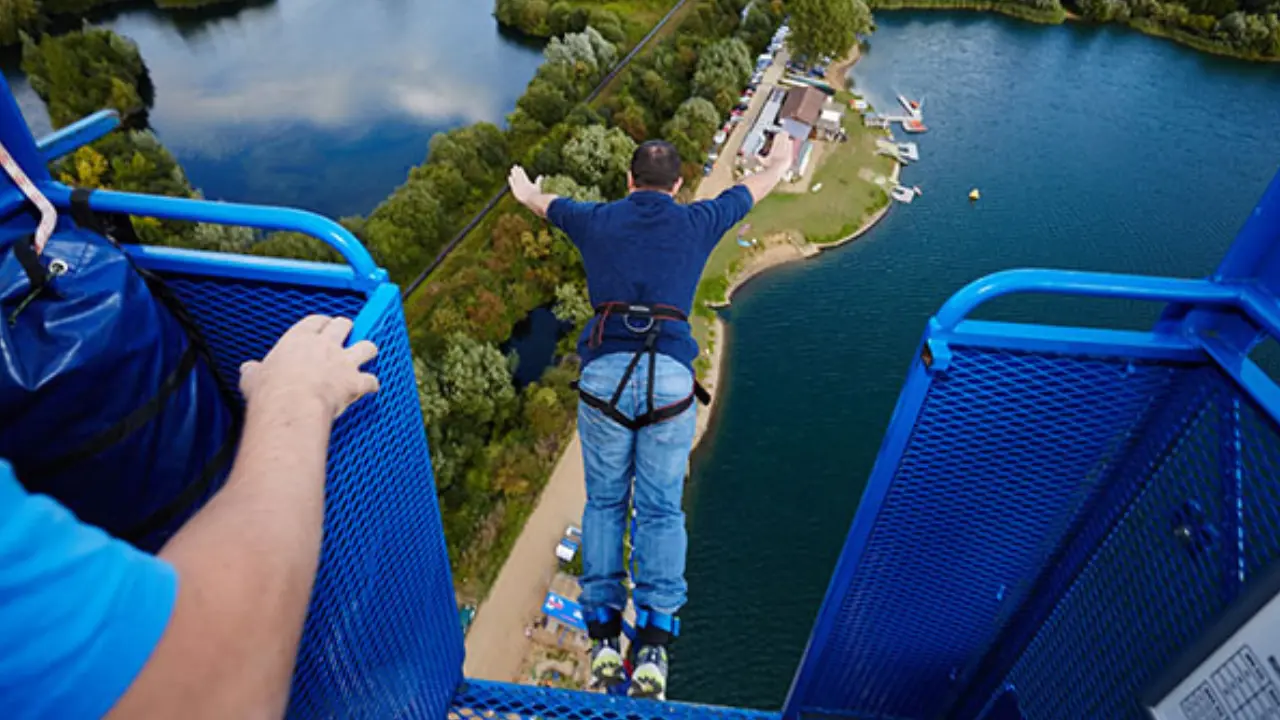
[{"xmin": 634, "ymin": 608, "xmax": 680, "ymax": 647}]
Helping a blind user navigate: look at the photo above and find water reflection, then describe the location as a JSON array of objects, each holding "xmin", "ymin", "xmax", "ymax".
[{"xmin": 7, "ymin": 0, "xmax": 544, "ymax": 216}]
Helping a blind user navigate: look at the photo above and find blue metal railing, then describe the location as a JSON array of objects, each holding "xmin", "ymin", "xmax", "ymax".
[
  {"xmin": 34, "ymin": 184, "xmax": 387, "ymax": 291},
  {"xmin": 35, "ymin": 109, "xmax": 120, "ymax": 163}
]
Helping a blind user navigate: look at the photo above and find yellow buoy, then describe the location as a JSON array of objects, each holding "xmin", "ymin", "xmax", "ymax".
[{"xmin": 969, "ymin": 188, "xmax": 981, "ymax": 201}]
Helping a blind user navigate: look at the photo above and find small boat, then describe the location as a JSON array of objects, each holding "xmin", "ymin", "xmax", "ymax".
[
  {"xmin": 913, "ymin": 186, "xmax": 923, "ymax": 196},
  {"xmin": 902, "ymin": 119, "xmax": 928, "ymax": 133},
  {"xmin": 897, "ymin": 94, "xmax": 922, "ymax": 115},
  {"xmin": 969, "ymin": 188, "xmax": 981, "ymax": 201},
  {"xmin": 891, "ymin": 185, "xmax": 918, "ymax": 204}
]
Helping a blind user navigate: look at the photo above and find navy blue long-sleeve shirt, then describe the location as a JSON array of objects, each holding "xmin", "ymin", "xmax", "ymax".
[{"xmin": 547, "ymin": 186, "xmax": 754, "ymax": 373}]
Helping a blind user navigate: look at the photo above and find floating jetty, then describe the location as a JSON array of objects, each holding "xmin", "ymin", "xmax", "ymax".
[
  {"xmin": 876, "ymin": 140, "xmax": 921, "ymax": 164},
  {"xmin": 902, "ymin": 118, "xmax": 928, "ymax": 133},
  {"xmin": 891, "ymin": 185, "xmax": 921, "ymax": 204}
]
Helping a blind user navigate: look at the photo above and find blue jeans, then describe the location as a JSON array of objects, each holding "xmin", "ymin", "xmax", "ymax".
[{"xmin": 577, "ymin": 352, "xmax": 697, "ymax": 618}]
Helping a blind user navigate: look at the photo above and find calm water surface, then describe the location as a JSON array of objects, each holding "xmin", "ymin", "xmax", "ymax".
[
  {"xmin": 5, "ymin": 0, "xmax": 543, "ymax": 217},
  {"xmin": 675, "ymin": 12, "xmax": 1280, "ymax": 708}
]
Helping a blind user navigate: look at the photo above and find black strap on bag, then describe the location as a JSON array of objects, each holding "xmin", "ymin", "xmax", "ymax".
[
  {"xmin": 572, "ymin": 302, "xmax": 710, "ymax": 432},
  {"xmin": 20, "ymin": 189, "xmax": 243, "ymax": 544}
]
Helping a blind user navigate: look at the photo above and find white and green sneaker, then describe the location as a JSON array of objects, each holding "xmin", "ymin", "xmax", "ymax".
[
  {"xmin": 628, "ymin": 645, "xmax": 668, "ymax": 701},
  {"xmin": 590, "ymin": 637, "xmax": 626, "ymax": 689}
]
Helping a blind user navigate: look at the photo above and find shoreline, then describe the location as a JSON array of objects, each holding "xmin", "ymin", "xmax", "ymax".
[
  {"xmin": 869, "ymin": 3, "xmax": 1280, "ymax": 63},
  {"xmin": 692, "ymin": 44, "xmax": 901, "ymax": 448}
]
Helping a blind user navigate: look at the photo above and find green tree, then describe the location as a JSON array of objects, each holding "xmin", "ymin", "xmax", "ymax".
[
  {"xmin": 547, "ymin": 2, "xmax": 588, "ymax": 35},
  {"xmin": 588, "ymin": 10, "xmax": 626, "ymax": 45},
  {"xmin": 188, "ymin": 222, "xmax": 255, "ymax": 253},
  {"xmin": 664, "ymin": 97, "xmax": 721, "ymax": 163},
  {"xmin": 738, "ymin": 2, "xmax": 783, "ymax": 54},
  {"xmin": 522, "ymin": 383, "xmax": 570, "ymax": 452},
  {"xmin": 22, "ymin": 27, "xmax": 149, "ymax": 127},
  {"xmin": 0, "ymin": 0, "xmax": 40, "ymax": 47},
  {"xmin": 691, "ymin": 37, "xmax": 753, "ymax": 114},
  {"xmin": 542, "ymin": 174, "xmax": 605, "ymax": 202},
  {"xmin": 561, "ymin": 124, "xmax": 636, "ymax": 198},
  {"xmin": 544, "ymin": 26, "xmax": 617, "ymax": 95},
  {"xmin": 787, "ymin": 0, "xmax": 873, "ymax": 62},
  {"xmin": 517, "ymin": 78, "xmax": 572, "ymax": 127},
  {"xmin": 552, "ymin": 282, "xmax": 593, "ymax": 323},
  {"xmin": 436, "ymin": 332, "xmax": 517, "ymax": 427},
  {"xmin": 427, "ymin": 122, "xmax": 509, "ymax": 190},
  {"xmin": 248, "ymin": 230, "xmax": 343, "ymax": 262},
  {"xmin": 363, "ymin": 180, "xmax": 448, "ymax": 283},
  {"xmin": 612, "ymin": 94, "xmax": 650, "ymax": 141}
]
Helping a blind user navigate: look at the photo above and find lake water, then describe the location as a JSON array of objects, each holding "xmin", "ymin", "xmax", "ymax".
[
  {"xmin": 504, "ymin": 306, "xmax": 573, "ymax": 387},
  {"xmin": 675, "ymin": 12, "xmax": 1280, "ymax": 709},
  {"xmin": 4, "ymin": 0, "xmax": 544, "ymax": 218}
]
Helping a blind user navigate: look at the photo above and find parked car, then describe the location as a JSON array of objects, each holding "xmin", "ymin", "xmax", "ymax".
[
  {"xmin": 713, "ymin": 130, "xmax": 728, "ymax": 145},
  {"xmin": 703, "ymin": 162, "xmax": 714, "ymax": 177}
]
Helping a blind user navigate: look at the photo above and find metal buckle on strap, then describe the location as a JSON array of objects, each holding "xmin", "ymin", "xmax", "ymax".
[{"xmin": 623, "ymin": 312, "xmax": 655, "ymax": 334}]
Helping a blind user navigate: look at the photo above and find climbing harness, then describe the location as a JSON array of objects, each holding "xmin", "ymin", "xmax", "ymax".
[
  {"xmin": 574, "ymin": 302, "xmax": 711, "ymax": 431},
  {"xmin": 633, "ymin": 607, "xmax": 680, "ymax": 647}
]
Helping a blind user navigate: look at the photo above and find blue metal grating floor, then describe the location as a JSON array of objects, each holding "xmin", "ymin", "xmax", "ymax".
[{"xmin": 449, "ymin": 680, "xmax": 782, "ymax": 720}]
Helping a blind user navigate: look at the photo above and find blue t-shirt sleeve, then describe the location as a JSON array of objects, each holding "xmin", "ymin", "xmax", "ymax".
[
  {"xmin": 0, "ymin": 460, "xmax": 177, "ymax": 719},
  {"xmin": 690, "ymin": 185, "xmax": 755, "ymax": 250},
  {"xmin": 546, "ymin": 197, "xmax": 600, "ymax": 249}
]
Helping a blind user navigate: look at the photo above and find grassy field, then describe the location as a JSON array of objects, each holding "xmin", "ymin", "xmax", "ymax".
[{"xmin": 690, "ymin": 104, "xmax": 896, "ymax": 358}]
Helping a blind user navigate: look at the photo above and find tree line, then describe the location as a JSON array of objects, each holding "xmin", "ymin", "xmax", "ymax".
[
  {"xmin": 0, "ymin": 0, "xmax": 249, "ymax": 46},
  {"xmin": 864, "ymin": 0, "xmax": 1279, "ymax": 57}
]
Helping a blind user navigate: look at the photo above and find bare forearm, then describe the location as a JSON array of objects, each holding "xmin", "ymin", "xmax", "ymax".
[
  {"xmin": 742, "ymin": 161, "xmax": 789, "ymax": 204},
  {"xmin": 111, "ymin": 395, "xmax": 332, "ymax": 719},
  {"xmin": 518, "ymin": 191, "xmax": 558, "ymax": 219}
]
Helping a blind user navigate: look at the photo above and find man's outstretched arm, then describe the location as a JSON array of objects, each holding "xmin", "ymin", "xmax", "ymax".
[
  {"xmin": 108, "ymin": 315, "xmax": 379, "ymax": 719},
  {"xmin": 741, "ymin": 134, "xmax": 795, "ymax": 204},
  {"xmin": 508, "ymin": 166, "xmax": 560, "ymax": 218}
]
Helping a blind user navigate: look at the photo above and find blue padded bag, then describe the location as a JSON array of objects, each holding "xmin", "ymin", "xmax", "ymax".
[{"xmin": 0, "ymin": 209, "xmax": 236, "ymax": 552}]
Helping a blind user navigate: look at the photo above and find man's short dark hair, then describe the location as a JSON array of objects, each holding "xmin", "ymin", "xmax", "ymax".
[{"xmin": 630, "ymin": 141, "xmax": 682, "ymax": 191}]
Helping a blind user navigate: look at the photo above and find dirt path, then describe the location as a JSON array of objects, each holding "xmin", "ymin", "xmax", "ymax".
[{"xmin": 463, "ymin": 435, "xmax": 587, "ymax": 681}]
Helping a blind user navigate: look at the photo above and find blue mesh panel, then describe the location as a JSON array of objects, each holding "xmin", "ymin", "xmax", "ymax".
[
  {"xmin": 160, "ymin": 274, "xmax": 365, "ymax": 401},
  {"xmin": 450, "ymin": 680, "xmax": 782, "ymax": 719},
  {"xmin": 796, "ymin": 348, "xmax": 1189, "ymax": 719},
  {"xmin": 153, "ymin": 269, "xmax": 462, "ymax": 717},
  {"xmin": 992, "ymin": 371, "xmax": 1280, "ymax": 720},
  {"xmin": 1240, "ymin": 400, "xmax": 1280, "ymax": 578}
]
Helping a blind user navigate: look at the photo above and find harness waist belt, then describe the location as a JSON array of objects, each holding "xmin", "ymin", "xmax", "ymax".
[{"xmin": 576, "ymin": 302, "xmax": 708, "ymax": 431}]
